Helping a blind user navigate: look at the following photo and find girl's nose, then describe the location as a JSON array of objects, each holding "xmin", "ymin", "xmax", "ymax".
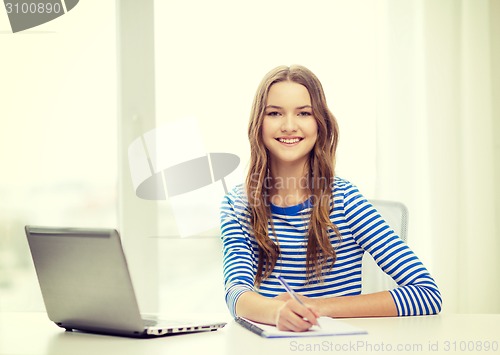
[{"xmin": 281, "ymin": 114, "xmax": 298, "ymax": 132}]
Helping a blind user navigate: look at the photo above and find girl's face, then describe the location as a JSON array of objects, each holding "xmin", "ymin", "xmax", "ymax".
[{"xmin": 262, "ymin": 81, "xmax": 318, "ymax": 169}]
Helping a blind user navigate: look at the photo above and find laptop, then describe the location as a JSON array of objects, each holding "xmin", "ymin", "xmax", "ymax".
[{"xmin": 25, "ymin": 226, "xmax": 227, "ymax": 337}]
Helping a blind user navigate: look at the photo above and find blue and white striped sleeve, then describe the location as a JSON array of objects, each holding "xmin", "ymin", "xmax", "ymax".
[
  {"xmin": 220, "ymin": 188, "xmax": 256, "ymax": 318},
  {"xmin": 342, "ymin": 182, "xmax": 442, "ymax": 316}
]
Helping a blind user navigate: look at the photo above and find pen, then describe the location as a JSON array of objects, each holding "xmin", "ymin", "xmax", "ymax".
[{"xmin": 276, "ymin": 275, "xmax": 321, "ymax": 328}]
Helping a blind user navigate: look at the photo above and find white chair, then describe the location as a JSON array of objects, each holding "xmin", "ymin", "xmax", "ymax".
[{"xmin": 361, "ymin": 200, "xmax": 409, "ymax": 294}]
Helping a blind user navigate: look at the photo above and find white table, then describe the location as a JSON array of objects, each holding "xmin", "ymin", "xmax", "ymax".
[{"xmin": 1, "ymin": 312, "xmax": 499, "ymax": 355}]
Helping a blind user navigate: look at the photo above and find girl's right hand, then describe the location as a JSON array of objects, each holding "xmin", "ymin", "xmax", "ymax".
[{"xmin": 275, "ymin": 298, "xmax": 320, "ymax": 332}]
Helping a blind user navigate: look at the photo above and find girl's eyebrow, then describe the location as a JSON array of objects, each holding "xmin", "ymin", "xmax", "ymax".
[{"xmin": 265, "ymin": 105, "xmax": 312, "ymax": 109}]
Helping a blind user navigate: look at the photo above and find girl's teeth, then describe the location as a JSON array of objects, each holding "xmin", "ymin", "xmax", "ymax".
[{"xmin": 279, "ymin": 138, "xmax": 300, "ymax": 144}]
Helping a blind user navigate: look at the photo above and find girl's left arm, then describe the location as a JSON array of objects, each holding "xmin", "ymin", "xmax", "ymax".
[
  {"xmin": 276, "ymin": 290, "xmax": 398, "ymax": 317},
  {"xmin": 338, "ymin": 182, "xmax": 442, "ymax": 316},
  {"xmin": 312, "ymin": 291, "xmax": 398, "ymax": 317}
]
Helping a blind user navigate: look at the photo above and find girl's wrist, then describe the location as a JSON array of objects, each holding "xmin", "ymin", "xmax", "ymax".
[
  {"xmin": 313, "ymin": 297, "xmax": 333, "ymax": 318},
  {"xmin": 272, "ymin": 299, "xmax": 286, "ymax": 325}
]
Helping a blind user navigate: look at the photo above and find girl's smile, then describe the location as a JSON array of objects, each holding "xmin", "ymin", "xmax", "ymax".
[{"xmin": 275, "ymin": 136, "xmax": 304, "ymax": 145}]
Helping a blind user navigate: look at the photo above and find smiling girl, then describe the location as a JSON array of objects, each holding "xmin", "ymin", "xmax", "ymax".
[{"xmin": 220, "ymin": 65, "xmax": 441, "ymax": 332}]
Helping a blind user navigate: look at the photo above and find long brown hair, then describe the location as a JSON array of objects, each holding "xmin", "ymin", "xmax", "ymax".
[{"xmin": 245, "ymin": 65, "xmax": 341, "ymax": 286}]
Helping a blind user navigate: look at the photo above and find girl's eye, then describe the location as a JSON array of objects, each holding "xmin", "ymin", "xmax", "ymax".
[
  {"xmin": 266, "ymin": 111, "xmax": 281, "ymax": 117},
  {"xmin": 298, "ymin": 111, "xmax": 312, "ymax": 117}
]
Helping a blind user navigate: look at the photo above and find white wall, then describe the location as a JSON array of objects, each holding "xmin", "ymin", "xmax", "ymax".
[
  {"xmin": 153, "ymin": 0, "xmax": 379, "ymax": 193},
  {"xmin": 375, "ymin": 0, "xmax": 500, "ymax": 313},
  {"xmin": 493, "ymin": 0, "xmax": 500, "ymax": 255}
]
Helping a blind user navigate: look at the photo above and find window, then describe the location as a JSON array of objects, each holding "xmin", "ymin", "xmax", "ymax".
[{"xmin": 0, "ymin": 2, "xmax": 117, "ymax": 311}]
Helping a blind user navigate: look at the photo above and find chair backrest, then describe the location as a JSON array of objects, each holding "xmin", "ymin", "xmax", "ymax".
[
  {"xmin": 361, "ymin": 199, "xmax": 409, "ymax": 294},
  {"xmin": 368, "ymin": 200, "xmax": 408, "ymax": 243}
]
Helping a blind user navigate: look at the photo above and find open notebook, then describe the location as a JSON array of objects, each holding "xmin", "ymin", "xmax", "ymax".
[{"xmin": 236, "ymin": 317, "xmax": 367, "ymax": 338}]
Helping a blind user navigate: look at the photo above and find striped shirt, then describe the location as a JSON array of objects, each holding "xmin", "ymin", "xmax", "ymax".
[{"xmin": 220, "ymin": 177, "xmax": 442, "ymax": 318}]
